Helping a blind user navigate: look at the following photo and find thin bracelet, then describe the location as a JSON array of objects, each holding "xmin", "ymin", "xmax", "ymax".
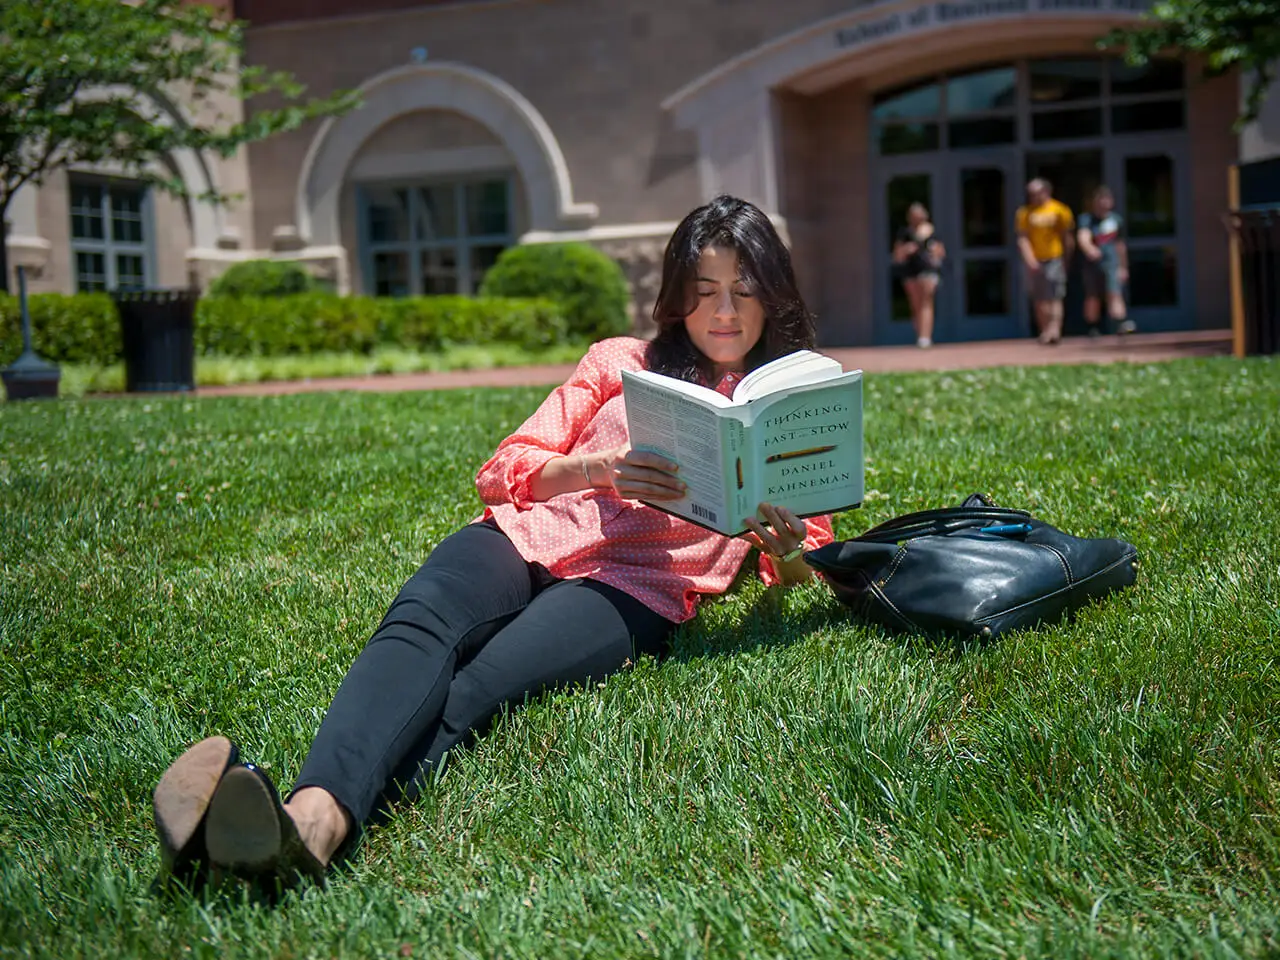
[{"xmin": 580, "ymin": 455, "xmax": 593, "ymax": 488}]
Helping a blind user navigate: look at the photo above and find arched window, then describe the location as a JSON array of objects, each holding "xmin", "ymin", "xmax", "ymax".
[{"xmin": 871, "ymin": 57, "xmax": 1185, "ymax": 156}]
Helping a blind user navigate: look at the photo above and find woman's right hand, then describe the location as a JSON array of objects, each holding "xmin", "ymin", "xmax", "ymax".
[{"xmin": 590, "ymin": 445, "xmax": 686, "ymax": 501}]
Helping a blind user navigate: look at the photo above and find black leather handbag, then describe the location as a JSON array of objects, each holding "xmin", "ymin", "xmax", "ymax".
[{"xmin": 804, "ymin": 494, "xmax": 1140, "ymax": 640}]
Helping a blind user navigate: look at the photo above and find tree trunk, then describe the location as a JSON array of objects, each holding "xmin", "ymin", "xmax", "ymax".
[{"xmin": 0, "ymin": 200, "xmax": 10, "ymax": 296}]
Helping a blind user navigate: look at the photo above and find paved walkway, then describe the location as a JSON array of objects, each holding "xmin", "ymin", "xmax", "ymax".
[{"xmin": 194, "ymin": 328, "xmax": 1232, "ymax": 397}]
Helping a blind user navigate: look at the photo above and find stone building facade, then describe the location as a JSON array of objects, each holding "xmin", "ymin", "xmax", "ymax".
[{"xmin": 7, "ymin": 0, "xmax": 1280, "ymax": 344}]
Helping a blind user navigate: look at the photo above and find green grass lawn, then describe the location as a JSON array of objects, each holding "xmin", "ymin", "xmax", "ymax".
[
  {"xmin": 54, "ymin": 342, "xmax": 591, "ymax": 397},
  {"xmin": 1, "ymin": 357, "xmax": 1277, "ymax": 959}
]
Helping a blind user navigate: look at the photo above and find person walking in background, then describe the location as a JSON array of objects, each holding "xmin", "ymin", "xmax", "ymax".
[
  {"xmin": 1015, "ymin": 178, "xmax": 1075, "ymax": 345},
  {"xmin": 891, "ymin": 202, "xmax": 945, "ymax": 348},
  {"xmin": 1077, "ymin": 185, "xmax": 1135, "ymax": 337}
]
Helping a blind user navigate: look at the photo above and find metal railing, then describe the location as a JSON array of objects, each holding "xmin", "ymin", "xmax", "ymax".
[{"xmin": 1231, "ymin": 208, "xmax": 1280, "ymax": 357}]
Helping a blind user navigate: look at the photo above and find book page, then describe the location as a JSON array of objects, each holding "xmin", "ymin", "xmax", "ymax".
[
  {"xmin": 622, "ymin": 368, "xmax": 734, "ymax": 408},
  {"xmin": 732, "ymin": 350, "xmax": 845, "ymax": 404},
  {"xmin": 622, "ymin": 372, "xmax": 733, "ymax": 532}
]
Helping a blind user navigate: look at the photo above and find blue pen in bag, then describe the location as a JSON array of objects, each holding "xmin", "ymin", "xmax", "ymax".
[{"xmin": 979, "ymin": 523, "xmax": 1033, "ymax": 536}]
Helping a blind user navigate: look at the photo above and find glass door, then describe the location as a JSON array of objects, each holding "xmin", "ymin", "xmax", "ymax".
[
  {"xmin": 942, "ymin": 151, "xmax": 1023, "ymax": 341},
  {"xmin": 1108, "ymin": 139, "xmax": 1191, "ymax": 330},
  {"xmin": 873, "ymin": 158, "xmax": 941, "ymax": 344}
]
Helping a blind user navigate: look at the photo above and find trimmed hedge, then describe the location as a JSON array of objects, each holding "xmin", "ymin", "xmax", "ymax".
[
  {"xmin": 207, "ymin": 259, "xmax": 319, "ymax": 298},
  {"xmin": 479, "ymin": 242, "xmax": 631, "ymax": 340},
  {"xmin": 0, "ymin": 293, "xmax": 120, "ymax": 366},
  {"xmin": 195, "ymin": 294, "xmax": 568, "ymax": 355},
  {"xmin": 0, "ymin": 292, "xmax": 569, "ymax": 367}
]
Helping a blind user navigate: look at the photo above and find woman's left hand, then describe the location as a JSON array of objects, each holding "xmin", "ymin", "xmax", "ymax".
[{"xmin": 740, "ymin": 502, "xmax": 807, "ymax": 559}]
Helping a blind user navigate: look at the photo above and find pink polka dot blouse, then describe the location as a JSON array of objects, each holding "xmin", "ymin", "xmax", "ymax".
[{"xmin": 476, "ymin": 337, "xmax": 835, "ymax": 623}]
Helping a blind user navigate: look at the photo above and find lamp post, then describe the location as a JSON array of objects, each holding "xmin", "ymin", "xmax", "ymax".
[{"xmin": 1, "ymin": 266, "xmax": 61, "ymax": 400}]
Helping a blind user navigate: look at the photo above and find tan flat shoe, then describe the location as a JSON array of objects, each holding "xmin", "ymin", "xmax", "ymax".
[
  {"xmin": 153, "ymin": 736, "xmax": 239, "ymax": 887},
  {"xmin": 204, "ymin": 763, "xmax": 326, "ymax": 891}
]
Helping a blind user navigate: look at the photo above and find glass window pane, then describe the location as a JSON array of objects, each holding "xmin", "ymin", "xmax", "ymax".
[
  {"xmin": 948, "ymin": 117, "xmax": 1016, "ymax": 148},
  {"xmin": 465, "ymin": 181, "xmax": 510, "ymax": 237},
  {"xmin": 1128, "ymin": 246, "xmax": 1178, "ymax": 307},
  {"xmin": 372, "ymin": 251, "xmax": 410, "ymax": 297},
  {"xmin": 1029, "ymin": 59, "xmax": 1102, "ymax": 104},
  {"xmin": 1031, "ymin": 107, "xmax": 1103, "ymax": 141},
  {"xmin": 964, "ymin": 259, "xmax": 1010, "ymax": 316},
  {"xmin": 878, "ymin": 122, "xmax": 939, "ymax": 155},
  {"xmin": 115, "ymin": 254, "xmax": 145, "ymax": 290},
  {"xmin": 946, "ymin": 67, "xmax": 1016, "ymax": 116},
  {"xmin": 890, "ymin": 281, "xmax": 912, "ymax": 322},
  {"xmin": 421, "ymin": 248, "xmax": 459, "ymax": 295},
  {"xmin": 960, "ymin": 168, "xmax": 1006, "ymax": 247},
  {"xmin": 1111, "ymin": 99, "xmax": 1184, "ymax": 133},
  {"xmin": 470, "ymin": 244, "xmax": 507, "ymax": 292},
  {"xmin": 1125, "ymin": 155, "xmax": 1176, "ymax": 237},
  {"xmin": 110, "ymin": 189, "xmax": 145, "ymax": 244},
  {"xmin": 76, "ymin": 251, "xmax": 107, "ymax": 292},
  {"xmin": 1110, "ymin": 58, "xmax": 1184, "ymax": 96},
  {"xmin": 415, "ymin": 185, "xmax": 458, "ymax": 241},
  {"xmin": 365, "ymin": 187, "xmax": 411, "ymax": 244},
  {"xmin": 70, "ymin": 184, "xmax": 104, "ymax": 241},
  {"xmin": 873, "ymin": 83, "xmax": 941, "ymax": 120}
]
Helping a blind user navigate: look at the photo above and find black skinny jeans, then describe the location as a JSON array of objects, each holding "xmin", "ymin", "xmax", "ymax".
[{"xmin": 292, "ymin": 519, "xmax": 675, "ymax": 827}]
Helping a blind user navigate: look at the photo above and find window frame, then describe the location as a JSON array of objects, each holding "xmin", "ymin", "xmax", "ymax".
[
  {"xmin": 68, "ymin": 175, "xmax": 156, "ymax": 293},
  {"xmin": 871, "ymin": 55, "xmax": 1186, "ymax": 156},
  {"xmin": 357, "ymin": 174, "xmax": 515, "ymax": 297}
]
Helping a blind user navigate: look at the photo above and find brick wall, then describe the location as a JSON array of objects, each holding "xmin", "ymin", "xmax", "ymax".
[
  {"xmin": 1189, "ymin": 68, "xmax": 1240, "ymax": 330},
  {"xmin": 233, "ymin": 0, "xmax": 495, "ymax": 27}
]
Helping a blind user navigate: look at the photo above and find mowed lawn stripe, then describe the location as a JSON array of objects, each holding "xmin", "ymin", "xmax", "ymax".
[{"xmin": 0, "ymin": 357, "xmax": 1277, "ymax": 959}]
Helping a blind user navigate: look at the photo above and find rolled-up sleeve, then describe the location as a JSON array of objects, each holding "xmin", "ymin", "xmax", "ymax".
[
  {"xmin": 475, "ymin": 343, "xmax": 610, "ymax": 509},
  {"xmin": 757, "ymin": 514, "xmax": 836, "ymax": 585}
]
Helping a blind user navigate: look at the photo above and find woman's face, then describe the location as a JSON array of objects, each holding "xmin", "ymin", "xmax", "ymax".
[
  {"xmin": 1092, "ymin": 192, "xmax": 1114, "ymax": 216},
  {"xmin": 684, "ymin": 245, "xmax": 766, "ymax": 379}
]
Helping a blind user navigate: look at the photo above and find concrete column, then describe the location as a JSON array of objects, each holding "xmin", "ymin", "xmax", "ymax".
[{"xmin": 695, "ymin": 88, "xmax": 780, "ymax": 212}]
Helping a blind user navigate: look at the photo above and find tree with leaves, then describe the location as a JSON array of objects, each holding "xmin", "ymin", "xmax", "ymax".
[
  {"xmin": 1103, "ymin": 0, "xmax": 1280, "ymax": 128},
  {"xmin": 0, "ymin": 0, "xmax": 359, "ymax": 292}
]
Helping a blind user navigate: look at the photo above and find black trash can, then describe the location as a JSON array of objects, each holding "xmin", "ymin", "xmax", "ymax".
[
  {"xmin": 1237, "ymin": 209, "xmax": 1280, "ymax": 357},
  {"xmin": 114, "ymin": 289, "xmax": 198, "ymax": 392}
]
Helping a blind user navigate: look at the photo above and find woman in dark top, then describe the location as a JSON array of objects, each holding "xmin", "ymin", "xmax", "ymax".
[{"xmin": 892, "ymin": 202, "xmax": 946, "ymax": 348}]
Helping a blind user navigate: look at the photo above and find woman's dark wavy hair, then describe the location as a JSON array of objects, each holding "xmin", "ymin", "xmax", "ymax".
[{"xmin": 646, "ymin": 195, "xmax": 816, "ymax": 383}]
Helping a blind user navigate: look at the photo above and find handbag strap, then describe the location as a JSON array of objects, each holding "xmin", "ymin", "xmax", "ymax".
[{"xmin": 854, "ymin": 503, "xmax": 1032, "ymax": 544}]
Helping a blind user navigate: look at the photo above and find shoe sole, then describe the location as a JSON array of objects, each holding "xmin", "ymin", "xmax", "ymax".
[
  {"xmin": 205, "ymin": 766, "xmax": 283, "ymax": 873},
  {"xmin": 153, "ymin": 736, "xmax": 235, "ymax": 871}
]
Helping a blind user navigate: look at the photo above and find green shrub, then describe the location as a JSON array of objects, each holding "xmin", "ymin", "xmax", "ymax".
[
  {"xmin": 0, "ymin": 293, "xmax": 120, "ymax": 366},
  {"xmin": 195, "ymin": 293, "xmax": 567, "ymax": 356},
  {"xmin": 380, "ymin": 296, "xmax": 568, "ymax": 351},
  {"xmin": 196, "ymin": 293, "xmax": 378, "ymax": 356},
  {"xmin": 478, "ymin": 242, "xmax": 630, "ymax": 340},
  {"xmin": 0, "ymin": 290, "xmax": 568, "ymax": 369},
  {"xmin": 206, "ymin": 259, "xmax": 318, "ymax": 298}
]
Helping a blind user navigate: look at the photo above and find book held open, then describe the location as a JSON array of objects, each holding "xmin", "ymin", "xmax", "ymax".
[{"xmin": 621, "ymin": 350, "xmax": 864, "ymax": 535}]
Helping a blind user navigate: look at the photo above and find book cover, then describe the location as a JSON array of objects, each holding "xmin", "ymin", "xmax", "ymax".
[{"xmin": 621, "ymin": 352, "xmax": 864, "ymax": 535}]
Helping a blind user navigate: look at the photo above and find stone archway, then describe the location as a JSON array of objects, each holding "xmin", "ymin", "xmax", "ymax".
[
  {"xmin": 5, "ymin": 87, "xmax": 223, "ymax": 278},
  {"xmin": 296, "ymin": 61, "xmax": 598, "ymax": 247},
  {"xmin": 661, "ymin": 0, "xmax": 1155, "ymax": 208}
]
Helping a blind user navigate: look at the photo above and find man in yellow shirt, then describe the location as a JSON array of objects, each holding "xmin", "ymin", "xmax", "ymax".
[{"xmin": 1015, "ymin": 178, "xmax": 1075, "ymax": 344}]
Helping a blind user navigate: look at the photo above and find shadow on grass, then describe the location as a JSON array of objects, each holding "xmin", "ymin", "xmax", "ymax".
[{"xmin": 665, "ymin": 553, "xmax": 997, "ymax": 665}]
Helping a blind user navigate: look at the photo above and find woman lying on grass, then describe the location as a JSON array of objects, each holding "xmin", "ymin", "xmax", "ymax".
[{"xmin": 152, "ymin": 195, "xmax": 835, "ymax": 893}]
